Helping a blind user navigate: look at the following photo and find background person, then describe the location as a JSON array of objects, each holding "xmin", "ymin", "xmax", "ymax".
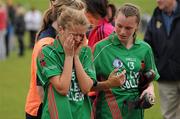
[
  {"xmin": 25, "ymin": 6, "xmax": 42, "ymax": 49},
  {"xmin": 107, "ymin": 3, "xmax": 116, "ymax": 26},
  {"xmin": 5, "ymin": 0, "xmax": 16, "ymax": 57},
  {"xmin": 83, "ymin": 0, "xmax": 115, "ymax": 100},
  {"xmin": 83, "ymin": 0, "xmax": 114, "ymax": 48},
  {"xmin": 14, "ymin": 4, "xmax": 26, "ymax": 57},
  {"xmin": 144, "ymin": 0, "xmax": 180, "ymax": 119},
  {"xmin": 0, "ymin": 1, "xmax": 7, "ymax": 60}
]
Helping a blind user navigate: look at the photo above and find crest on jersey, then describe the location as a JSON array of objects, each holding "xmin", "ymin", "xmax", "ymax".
[
  {"xmin": 113, "ymin": 58, "xmax": 123, "ymax": 69},
  {"xmin": 39, "ymin": 50, "xmax": 46, "ymax": 67}
]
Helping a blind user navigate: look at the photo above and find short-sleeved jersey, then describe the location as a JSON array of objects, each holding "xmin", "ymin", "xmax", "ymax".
[
  {"xmin": 93, "ymin": 32, "xmax": 160, "ymax": 119},
  {"xmin": 36, "ymin": 39, "xmax": 96, "ymax": 119}
]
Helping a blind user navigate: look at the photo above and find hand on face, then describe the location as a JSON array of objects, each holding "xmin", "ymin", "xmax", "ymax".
[
  {"xmin": 73, "ymin": 34, "xmax": 86, "ymax": 56},
  {"xmin": 63, "ymin": 33, "xmax": 86, "ymax": 57},
  {"xmin": 62, "ymin": 25, "xmax": 87, "ymax": 57},
  {"xmin": 63, "ymin": 34, "xmax": 74, "ymax": 57}
]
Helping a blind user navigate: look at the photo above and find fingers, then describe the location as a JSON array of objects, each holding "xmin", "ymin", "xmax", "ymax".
[
  {"xmin": 140, "ymin": 91, "xmax": 146, "ymax": 99},
  {"xmin": 140, "ymin": 89, "xmax": 155, "ymax": 100},
  {"xmin": 63, "ymin": 34, "xmax": 74, "ymax": 56},
  {"xmin": 119, "ymin": 76, "xmax": 126, "ymax": 85},
  {"xmin": 65, "ymin": 34, "xmax": 74, "ymax": 48},
  {"xmin": 109, "ymin": 68, "xmax": 119, "ymax": 77},
  {"xmin": 116, "ymin": 70, "xmax": 126, "ymax": 79},
  {"xmin": 115, "ymin": 70, "xmax": 126, "ymax": 86}
]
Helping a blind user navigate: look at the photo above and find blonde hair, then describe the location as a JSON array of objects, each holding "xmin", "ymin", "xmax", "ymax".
[
  {"xmin": 57, "ymin": 7, "xmax": 89, "ymax": 30},
  {"xmin": 52, "ymin": 0, "xmax": 85, "ymax": 20},
  {"xmin": 36, "ymin": 0, "xmax": 85, "ymax": 40}
]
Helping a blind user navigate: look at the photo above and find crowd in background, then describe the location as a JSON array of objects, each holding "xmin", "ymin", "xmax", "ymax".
[
  {"xmin": 0, "ymin": 0, "xmax": 42, "ymax": 60},
  {"xmin": 0, "ymin": 0, "xmax": 151, "ymax": 61}
]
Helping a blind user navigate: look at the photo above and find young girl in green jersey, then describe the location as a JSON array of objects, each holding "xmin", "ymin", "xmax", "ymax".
[
  {"xmin": 36, "ymin": 7, "xmax": 96, "ymax": 119},
  {"xmin": 25, "ymin": 0, "xmax": 86, "ymax": 119},
  {"xmin": 93, "ymin": 3, "xmax": 160, "ymax": 119}
]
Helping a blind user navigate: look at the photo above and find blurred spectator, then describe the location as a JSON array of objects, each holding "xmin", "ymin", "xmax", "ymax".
[
  {"xmin": 84, "ymin": 0, "xmax": 114, "ymax": 48},
  {"xmin": 140, "ymin": 13, "xmax": 151, "ymax": 33},
  {"xmin": 14, "ymin": 4, "xmax": 26, "ymax": 56},
  {"xmin": 107, "ymin": 3, "xmax": 116, "ymax": 26},
  {"xmin": 5, "ymin": 0, "xmax": 16, "ymax": 57},
  {"xmin": 25, "ymin": 6, "xmax": 42, "ymax": 49},
  {"xmin": 144, "ymin": 0, "xmax": 180, "ymax": 119},
  {"xmin": 0, "ymin": 1, "xmax": 7, "ymax": 60}
]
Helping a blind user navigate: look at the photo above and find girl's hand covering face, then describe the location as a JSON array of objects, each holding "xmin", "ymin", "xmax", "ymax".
[
  {"xmin": 72, "ymin": 33, "xmax": 86, "ymax": 56},
  {"xmin": 62, "ymin": 25, "xmax": 88, "ymax": 56},
  {"xmin": 63, "ymin": 34, "xmax": 74, "ymax": 56}
]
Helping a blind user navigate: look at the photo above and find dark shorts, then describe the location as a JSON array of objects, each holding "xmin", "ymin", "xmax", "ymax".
[{"xmin": 26, "ymin": 103, "xmax": 43, "ymax": 119}]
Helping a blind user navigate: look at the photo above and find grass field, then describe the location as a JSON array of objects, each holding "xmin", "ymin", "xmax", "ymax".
[{"xmin": 0, "ymin": 0, "xmax": 162, "ymax": 119}]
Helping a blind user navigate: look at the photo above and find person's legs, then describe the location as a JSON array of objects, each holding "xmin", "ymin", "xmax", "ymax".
[
  {"xmin": 158, "ymin": 81, "xmax": 180, "ymax": 119},
  {"xmin": 5, "ymin": 29, "xmax": 10, "ymax": 57},
  {"xmin": 0, "ymin": 30, "xmax": 6, "ymax": 60},
  {"xmin": 17, "ymin": 34, "xmax": 24, "ymax": 56},
  {"xmin": 175, "ymin": 81, "xmax": 180, "ymax": 119},
  {"xmin": 29, "ymin": 30, "xmax": 36, "ymax": 49}
]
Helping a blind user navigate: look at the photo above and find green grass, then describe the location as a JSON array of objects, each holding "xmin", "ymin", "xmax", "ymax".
[
  {"xmin": 109, "ymin": 0, "xmax": 157, "ymax": 14},
  {"xmin": 0, "ymin": 0, "xmax": 163, "ymax": 119},
  {"xmin": 6, "ymin": 0, "xmax": 49, "ymax": 11},
  {"xmin": 10, "ymin": 0, "xmax": 157, "ymax": 14},
  {"xmin": 0, "ymin": 49, "xmax": 32, "ymax": 119}
]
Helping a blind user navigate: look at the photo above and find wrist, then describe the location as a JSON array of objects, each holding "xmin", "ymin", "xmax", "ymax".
[
  {"xmin": 65, "ymin": 55, "xmax": 73, "ymax": 60},
  {"xmin": 74, "ymin": 55, "xmax": 79, "ymax": 61},
  {"xmin": 104, "ymin": 80, "xmax": 111, "ymax": 89},
  {"xmin": 74, "ymin": 55, "xmax": 79, "ymax": 58}
]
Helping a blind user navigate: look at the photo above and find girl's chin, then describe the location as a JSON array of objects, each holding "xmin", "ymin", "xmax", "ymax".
[{"xmin": 118, "ymin": 36, "xmax": 127, "ymax": 40}]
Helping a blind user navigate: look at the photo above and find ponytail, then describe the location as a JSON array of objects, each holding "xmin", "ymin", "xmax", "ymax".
[{"xmin": 36, "ymin": 8, "xmax": 54, "ymax": 41}]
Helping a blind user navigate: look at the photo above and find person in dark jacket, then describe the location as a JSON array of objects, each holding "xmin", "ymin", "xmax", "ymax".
[
  {"xmin": 144, "ymin": 0, "xmax": 180, "ymax": 119},
  {"xmin": 5, "ymin": 1, "xmax": 16, "ymax": 57},
  {"xmin": 14, "ymin": 5, "xmax": 26, "ymax": 56}
]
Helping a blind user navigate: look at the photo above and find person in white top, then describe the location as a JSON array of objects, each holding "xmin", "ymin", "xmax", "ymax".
[{"xmin": 25, "ymin": 6, "xmax": 42, "ymax": 49}]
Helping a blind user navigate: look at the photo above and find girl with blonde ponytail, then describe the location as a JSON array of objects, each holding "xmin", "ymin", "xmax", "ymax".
[
  {"xmin": 25, "ymin": 1, "xmax": 85, "ymax": 119},
  {"xmin": 36, "ymin": 7, "xmax": 95, "ymax": 119}
]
